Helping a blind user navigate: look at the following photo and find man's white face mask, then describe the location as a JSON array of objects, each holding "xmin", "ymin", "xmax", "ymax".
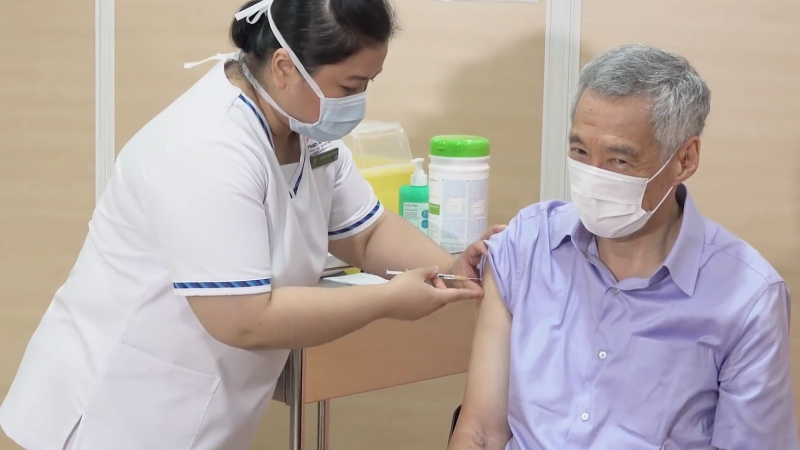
[{"xmin": 567, "ymin": 155, "xmax": 674, "ymax": 239}]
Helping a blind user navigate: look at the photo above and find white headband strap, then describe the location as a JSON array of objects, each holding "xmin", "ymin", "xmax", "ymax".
[
  {"xmin": 233, "ymin": 0, "xmax": 271, "ymax": 24},
  {"xmin": 233, "ymin": 0, "xmax": 324, "ymax": 98}
]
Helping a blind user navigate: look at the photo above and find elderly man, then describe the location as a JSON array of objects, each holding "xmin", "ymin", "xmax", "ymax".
[{"xmin": 448, "ymin": 44, "xmax": 798, "ymax": 450}]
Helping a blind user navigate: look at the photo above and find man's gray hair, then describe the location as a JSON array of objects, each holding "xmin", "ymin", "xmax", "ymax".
[{"xmin": 572, "ymin": 44, "xmax": 711, "ymax": 161}]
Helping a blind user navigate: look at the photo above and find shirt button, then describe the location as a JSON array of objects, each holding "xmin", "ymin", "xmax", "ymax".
[
  {"xmin": 611, "ymin": 288, "xmax": 619, "ymax": 295},
  {"xmin": 580, "ymin": 412, "xmax": 590, "ymax": 421},
  {"xmin": 598, "ymin": 350, "xmax": 607, "ymax": 360}
]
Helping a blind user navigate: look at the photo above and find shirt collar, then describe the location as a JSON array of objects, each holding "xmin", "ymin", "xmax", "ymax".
[
  {"xmin": 550, "ymin": 184, "xmax": 704, "ymax": 296},
  {"xmin": 660, "ymin": 185, "xmax": 704, "ymax": 295}
]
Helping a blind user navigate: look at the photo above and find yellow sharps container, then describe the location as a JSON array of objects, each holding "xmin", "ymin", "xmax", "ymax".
[
  {"xmin": 323, "ymin": 121, "xmax": 415, "ymax": 275},
  {"xmin": 341, "ymin": 120, "xmax": 416, "ymax": 215}
]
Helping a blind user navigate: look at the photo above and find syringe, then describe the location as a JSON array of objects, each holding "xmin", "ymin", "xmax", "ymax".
[{"xmin": 385, "ymin": 270, "xmax": 481, "ymax": 282}]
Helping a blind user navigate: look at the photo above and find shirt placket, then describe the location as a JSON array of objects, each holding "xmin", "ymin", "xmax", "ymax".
[{"xmin": 564, "ymin": 258, "xmax": 617, "ymax": 449}]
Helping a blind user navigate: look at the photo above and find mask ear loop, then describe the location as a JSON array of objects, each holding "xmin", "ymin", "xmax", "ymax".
[
  {"xmin": 240, "ymin": 62, "xmax": 291, "ymax": 126},
  {"xmin": 231, "ymin": 0, "xmax": 324, "ymax": 96},
  {"xmin": 647, "ymin": 184, "xmax": 675, "ymax": 213},
  {"xmin": 645, "ymin": 151, "xmax": 679, "ymax": 213},
  {"xmin": 233, "ymin": 0, "xmax": 327, "ymax": 125},
  {"xmin": 265, "ymin": 4, "xmax": 325, "ymax": 99},
  {"xmin": 646, "ymin": 150, "xmax": 678, "ymax": 182}
]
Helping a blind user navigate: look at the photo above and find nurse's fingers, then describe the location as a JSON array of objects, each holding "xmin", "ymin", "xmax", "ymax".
[
  {"xmin": 431, "ymin": 277, "xmax": 448, "ymax": 290},
  {"xmin": 459, "ymin": 279, "xmax": 485, "ymax": 295},
  {"xmin": 467, "ymin": 240, "xmax": 488, "ymax": 258},
  {"xmin": 436, "ymin": 287, "xmax": 482, "ymax": 304},
  {"xmin": 415, "ymin": 265, "xmax": 440, "ymax": 279},
  {"xmin": 479, "ymin": 224, "xmax": 507, "ymax": 242}
]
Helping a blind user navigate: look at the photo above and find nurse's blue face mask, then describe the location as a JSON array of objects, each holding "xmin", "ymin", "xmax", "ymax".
[{"xmin": 235, "ymin": 0, "xmax": 367, "ymax": 143}]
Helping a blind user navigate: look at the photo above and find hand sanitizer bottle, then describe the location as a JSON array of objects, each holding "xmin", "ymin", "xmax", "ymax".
[{"xmin": 399, "ymin": 158, "xmax": 430, "ymax": 235}]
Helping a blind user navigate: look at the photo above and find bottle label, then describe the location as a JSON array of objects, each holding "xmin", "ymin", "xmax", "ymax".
[
  {"xmin": 428, "ymin": 174, "xmax": 488, "ymax": 253},
  {"xmin": 402, "ymin": 202, "xmax": 429, "ymax": 235}
]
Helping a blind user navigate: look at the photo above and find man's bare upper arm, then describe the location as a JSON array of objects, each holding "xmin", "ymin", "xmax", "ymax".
[{"xmin": 453, "ymin": 264, "xmax": 512, "ymax": 447}]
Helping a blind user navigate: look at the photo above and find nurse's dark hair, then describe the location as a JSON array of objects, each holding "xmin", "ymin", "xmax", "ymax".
[{"xmin": 230, "ymin": 0, "xmax": 398, "ymax": 75}]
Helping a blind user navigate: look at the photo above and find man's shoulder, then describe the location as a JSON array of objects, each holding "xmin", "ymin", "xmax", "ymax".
[
  {"xmin": 699, "ymin": 217, "xmax": 784, "ymax": 287},
  {"xmin": 514, "ymin": 200, "xmax": 577, "ymax": 228},
  {"xmin": 485, "ymin": 200, "xmax": 577, "ymax": 309},
  {"xmin": 488, "ymin": 200, "xmax": 574, "ymax": 253},
  {"xmin": 505, "ymin": 200, "xmax": 578, "ymax": 247}
]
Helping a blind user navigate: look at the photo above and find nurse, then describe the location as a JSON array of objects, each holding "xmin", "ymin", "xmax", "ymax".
[{"xmin": 0, "ymin": 0, "xmax": 501, "ymax": 449}]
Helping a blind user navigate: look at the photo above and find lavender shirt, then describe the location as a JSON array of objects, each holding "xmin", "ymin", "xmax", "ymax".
[{"xmin": 484, "ymin": 185, "xmax": 797, "ymax": 450}]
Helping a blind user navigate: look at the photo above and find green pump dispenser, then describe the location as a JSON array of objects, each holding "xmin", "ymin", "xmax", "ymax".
[{"xmin": 399, "ymin": 158, "xmax": 430, "ymax": 235}]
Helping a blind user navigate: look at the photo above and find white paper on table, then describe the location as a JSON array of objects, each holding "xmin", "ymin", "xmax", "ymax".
[{"xmin": 324, "ymin": 273, "xmax": 388, "ymax": 286}]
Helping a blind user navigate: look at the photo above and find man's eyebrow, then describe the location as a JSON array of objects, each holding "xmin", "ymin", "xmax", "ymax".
[
  {"xmin": 606, "ymin": 144, "xmax": 637, "ymax": 158},
  {"xmin": 569, "ymin": 134, "xmax": 637, "ymax": 158}
]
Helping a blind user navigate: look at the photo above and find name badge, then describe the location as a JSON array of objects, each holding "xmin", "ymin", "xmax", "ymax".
[{"xmin": 310, "ymin": 147, "xmax": 339, "ymax": 169}]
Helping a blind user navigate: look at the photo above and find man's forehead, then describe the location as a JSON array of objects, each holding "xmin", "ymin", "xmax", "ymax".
[
  {"xmin": 575, "ymin": 93, "xmax": 650, "ymax": 125},
  {"xmin": 572, "ymin": 93, "xmax": 656, "ymax": 151}
]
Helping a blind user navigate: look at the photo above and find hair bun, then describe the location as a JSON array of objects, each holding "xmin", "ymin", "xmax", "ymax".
[{"xmin": 230, "ymin": 0, "xmax": 266, "ymax": 53}]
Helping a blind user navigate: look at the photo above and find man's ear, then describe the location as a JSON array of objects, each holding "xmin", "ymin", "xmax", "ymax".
[
  {"xmin": 674, "ymin": 137, "xmax": 701, "ymax": 183},
  {"xmin": 269, "ymin": 49, "xmax": 295, "ymax": 90}
]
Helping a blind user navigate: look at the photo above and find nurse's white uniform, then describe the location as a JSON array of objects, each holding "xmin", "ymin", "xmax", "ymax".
[{"xmin": 0, "ymin": 57, "xmax": 383, "ymax": 450}]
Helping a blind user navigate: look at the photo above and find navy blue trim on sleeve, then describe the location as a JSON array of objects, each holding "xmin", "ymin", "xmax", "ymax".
[
  {"xmin": 173, "ymin": 278, "xmax": 271, "ymax": 290},
  {"xmin": 328, "ymin": 201, "xmax": 382, "ymax": 237}
]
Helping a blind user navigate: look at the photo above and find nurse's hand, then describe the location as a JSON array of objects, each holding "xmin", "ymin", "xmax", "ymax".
[
  {"xmin": 383, "ymin": 266, "xmax": 482, "ymax": 321},
  {"xmin": 447, "ymin": 224, "xmax": 508, "ymax": 296}
]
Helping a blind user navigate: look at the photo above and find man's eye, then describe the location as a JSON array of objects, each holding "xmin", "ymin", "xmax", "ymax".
[
  {"xmin": 341, "ymin": 86, "xmax": 358, "ymax": 95},
  {"xmin": 570, "ymin": 148, "xmax": 587, "ymax": 156},
  {"xmin": 611, "ymin": 158, "xmax": 628, "ymax": 166}
]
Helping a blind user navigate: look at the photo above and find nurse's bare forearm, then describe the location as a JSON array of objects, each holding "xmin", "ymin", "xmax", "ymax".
[
  {"xmin": 355, "ymin": 212, "xmax": 455, "ymax": 276},
  {"xmin": 258, "ymin": 285, "xmax": 393, "ymax": 349},
  {"xmin": 188, "ymin": 284, "xmax": 391, "ymax": 350}
]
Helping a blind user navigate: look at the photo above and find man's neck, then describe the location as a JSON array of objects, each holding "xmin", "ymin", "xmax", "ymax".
[{"xmin": 596, "ymin": 196, "xmax": 683, "ymax": 282}]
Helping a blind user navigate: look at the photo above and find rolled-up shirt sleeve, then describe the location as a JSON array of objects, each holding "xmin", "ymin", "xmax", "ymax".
[
  {"xmin": 481, "ymin": 211, "xmax": 542, "ymax": 312},
  {"xmin": 712, "ymin": 281, "xmax": 799, "ymax": 450}
]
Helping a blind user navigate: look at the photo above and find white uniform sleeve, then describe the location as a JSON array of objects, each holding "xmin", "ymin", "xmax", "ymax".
[
  {"xmin": 140, "ymin": 139, "xmax": 272, "ymax": 297},
  {"xmin": 326, "ymin": 143, "xmax": 384, "ymax": 240}
]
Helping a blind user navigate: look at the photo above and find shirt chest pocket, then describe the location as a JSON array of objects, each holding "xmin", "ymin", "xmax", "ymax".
[{"xmin": 607, "ymin": 336, "xmax": 718, "ymax": 445}]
